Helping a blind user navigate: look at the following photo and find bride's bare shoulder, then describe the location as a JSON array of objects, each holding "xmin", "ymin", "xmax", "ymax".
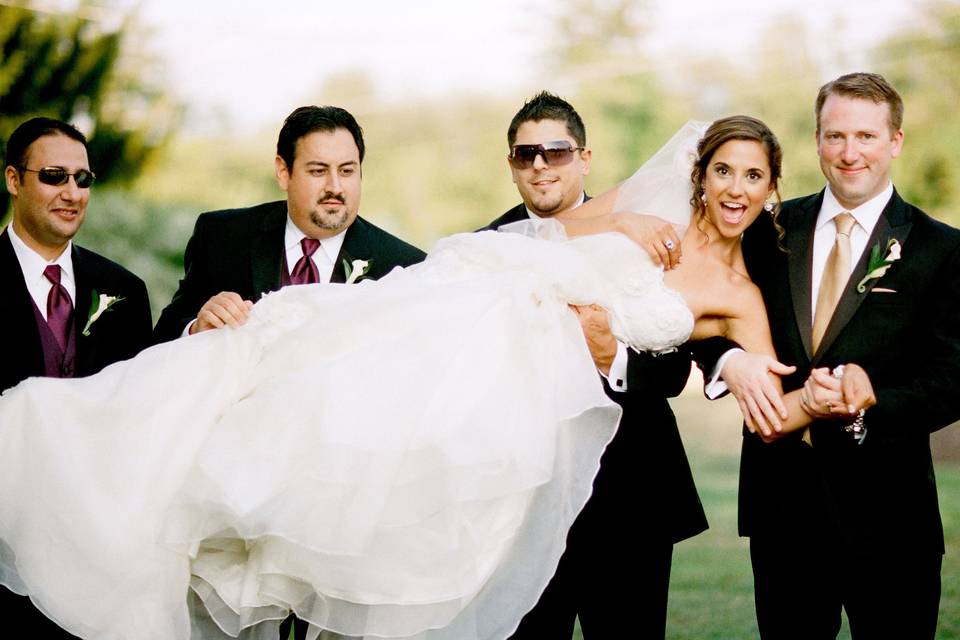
[{"xmin": 721, "ymin": 265, "xmax": 763, "ymax": 314}]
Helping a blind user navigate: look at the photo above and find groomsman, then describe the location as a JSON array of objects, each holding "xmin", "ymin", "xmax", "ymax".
[
  {"xmin": 713, "ymin": 73, "xmax": 960, "ymax": 638},
  {"xmin": 152, "ymin": 105, "xmax": 424, "ymax": 639},
  {"xmin": 153, "ymin": 105, "xmax": 425, "ymax": 342},
  {"xmin": 485, "ymin": 91, "xmax": 706, "ymax": 639},
  {"xmin": 1, "ymin": 117, "xmax": 152, "ymax": 634}
]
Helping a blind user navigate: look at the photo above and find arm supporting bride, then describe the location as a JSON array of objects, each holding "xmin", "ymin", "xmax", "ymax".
[{"xmin": 554, "ymin": 187, "xmax": 684, "ymax": 269}]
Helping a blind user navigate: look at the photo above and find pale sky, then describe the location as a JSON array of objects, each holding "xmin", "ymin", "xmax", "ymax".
[
  {"xmin": 141, "ymin": 0, "xmax": 918, "ymax": 132},
  {"xmin": 15, "ymin": 0, "xmax": 922, "ymax": 133}
]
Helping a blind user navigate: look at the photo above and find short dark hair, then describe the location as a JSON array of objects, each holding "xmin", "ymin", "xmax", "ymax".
[
  {"xmin": 276, "ymin": 105, "xmax": 365, "ymax": 169},
  {"xmin": 4, "ymin": 117, "xmax": 88, "ymax": 171},
  {"xmin": 815, "ymin": 72, "xmax": 904, "ymax": 134},
  {"xmin": 507, "ymin": 91, "xmax": 586, "ymax": 148}
]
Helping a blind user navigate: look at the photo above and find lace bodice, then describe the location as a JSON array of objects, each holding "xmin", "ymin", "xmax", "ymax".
[{"xmin": 566, "ymin": 233, "xmax": 694, "ymax": 352}]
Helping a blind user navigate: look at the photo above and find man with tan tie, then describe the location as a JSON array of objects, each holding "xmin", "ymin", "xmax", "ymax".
[
  {"xmin": 153, "ymin": 105, "xmax": 425, "ymax": 342},
  {"xmin": 709, "ymin": 73, "xmax": 960, "ymax": 638}
]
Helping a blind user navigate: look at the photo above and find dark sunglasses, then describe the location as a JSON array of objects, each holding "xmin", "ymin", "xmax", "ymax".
[
  {"xmin": 508, "ymin": 141, "xmax": 584, "ymax": 169},
  {"xmin": 21, "ymin": 167, "xmax": 96, "ymax": 189}
]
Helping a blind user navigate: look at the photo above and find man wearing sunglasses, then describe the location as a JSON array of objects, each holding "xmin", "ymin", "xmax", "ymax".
[
  {"xmin": 483, "ymin": 92, "xmax": 706, "ymax": 639},
  {"xmin": 0, "ymin": 117, "xmax": 153, "ymax": 634}
]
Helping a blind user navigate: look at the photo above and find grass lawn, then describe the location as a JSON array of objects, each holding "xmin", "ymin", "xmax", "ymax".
[{"xmin": 573, "ymin": 389, "xmax": 960, "ymax": 639}]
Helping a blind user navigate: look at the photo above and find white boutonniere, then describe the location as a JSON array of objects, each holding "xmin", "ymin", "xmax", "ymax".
[
  {"xmin": 343, "ymin": 258, "xmax": 371, "ymax": 284},
  {"xmin": 856, "ymin": 239, "xmax": 901, "ymax": 293},
  {"xmin": 82, "ymin": 291, "xmax": 123, "ymax": 336}
]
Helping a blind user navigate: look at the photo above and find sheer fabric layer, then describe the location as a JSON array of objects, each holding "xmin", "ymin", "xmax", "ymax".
[{"xmin": 0, "ymin": 229, "xmax": 692, "ymax": 639}]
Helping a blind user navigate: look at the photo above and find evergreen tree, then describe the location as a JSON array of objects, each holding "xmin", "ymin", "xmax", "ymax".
[{"xmin": 0, "ymin": 4, "xmax": 174, "ymax": 218}]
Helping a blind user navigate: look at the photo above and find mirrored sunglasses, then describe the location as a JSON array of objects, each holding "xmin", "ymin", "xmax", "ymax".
[
  {"xmin": 508, "ymin": 141, "xmax": 584, "ymax": 169},
  {"xmin": 21, "ymin": 166, "xmax": 96, "ymax": 189}
]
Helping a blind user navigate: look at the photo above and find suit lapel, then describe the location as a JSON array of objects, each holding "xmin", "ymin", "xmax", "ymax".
[
  {"xmin": 786, "ymin": 194, "xmax": 821, "ymax": 360},
  {"xmin": 0, "ymin": 231, "xmax": 44, "ymax": 381},
  {"xmin": 502, "ymin": 205, "xmax": 528, "ymax": 225},
  {"xmin": 251, "ymin": 203, "xmax": 287, "ymax": 299},
  {"xmin": 71, "ymin": 245, "xmax": 96, "ymax": 372},
  {"xmin": 331, "ymin": 218, "xmax": 370, "ymax": 284},
  {"xmin": 811, "ymin": 190, "xmax": 915, "ymax": 364},
  {"xmin": 487, "ymin": 205, "xmax": 529, "ymax": 230}
]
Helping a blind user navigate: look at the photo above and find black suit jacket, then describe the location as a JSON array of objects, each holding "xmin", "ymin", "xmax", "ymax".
[
  {"xmin": 0, "ymin": 230, "xmax": 152, "ymax": 394},
  {"xmin": 481, "ymin": 203, "xmax": 529, "ymax": 231},
  {"xmin": 483, "ymin": 202, "xmax": 708, "ymax": 544},
  {"xmin": 737, "ymin": 189, "xmax": 960, "ymax": 553},
  {"xmin": 153, "ymin": 201, "xmax": 426, "ymax": 343},
  {"xmin": 0, "ymin": 228, "xmax": 152, "ymax": 638}
]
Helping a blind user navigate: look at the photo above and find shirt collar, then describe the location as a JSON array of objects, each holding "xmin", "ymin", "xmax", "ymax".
[
  {"xmin": 284, "ymin": 215, "xmax": 347, "ymax": 263},
  {"xmin": 7, "ymin": 223, "xmax": 75, "ymax": 284},
  {"xmin": 816, "ymin": 182, "xmax": 893, "ymax": 233}
]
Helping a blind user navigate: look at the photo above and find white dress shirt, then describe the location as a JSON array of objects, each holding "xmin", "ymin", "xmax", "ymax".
[
  {"xmin": 7, "ymin": 224, "xmax": 76, "ymax": 320},
  {"xmin": 810, "ymin": 182, "xmax": 892, "ymax": 313}
]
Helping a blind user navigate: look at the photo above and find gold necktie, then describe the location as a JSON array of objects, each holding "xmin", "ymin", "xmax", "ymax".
[{"xmin": 812, "ymin": 212, "xmax": 856, "ymax": 353}]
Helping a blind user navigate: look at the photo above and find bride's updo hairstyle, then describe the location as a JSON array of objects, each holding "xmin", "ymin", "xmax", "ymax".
[{"xmin": 689, "ymin": 115, "xmax": 784, "ymax": 243}]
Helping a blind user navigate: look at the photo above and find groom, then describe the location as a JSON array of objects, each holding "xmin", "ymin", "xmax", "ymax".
[
  {"xmin": 709, "ymin": 73, "xmax": 960, "ymax": 638},
  {"xmin": 1, "ymin": 117, "xmax": 152, "ymax": 636},
  {"xmin": 485, "ymin": 91, "xmax": 706, "ymax": 639},
  {"xmin": 153, "ymin": 105, "xmax": 425, "ymax": 342}
]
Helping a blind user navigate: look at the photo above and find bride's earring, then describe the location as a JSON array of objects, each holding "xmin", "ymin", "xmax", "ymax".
[
  {"xmin": 700, "ymin": 193, "xmax": 707, "ymax": 204},
  {"xmin": 763, "ymin": 201, "xmax": 774, "ymax": 213}
]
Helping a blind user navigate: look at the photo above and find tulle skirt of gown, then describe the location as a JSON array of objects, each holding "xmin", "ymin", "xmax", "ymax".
[{"xmin": 0, "ymin": 230, "xmax": 629, "ymax": 640}]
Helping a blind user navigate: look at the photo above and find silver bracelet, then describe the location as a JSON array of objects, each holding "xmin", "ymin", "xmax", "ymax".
[
  {"xmin": 832, "ymin": 365, "xmax": 867, "ymax": 444},
  {"xmin": 843, "ymin": 409, "xmax": 867, "ymax": 444}
]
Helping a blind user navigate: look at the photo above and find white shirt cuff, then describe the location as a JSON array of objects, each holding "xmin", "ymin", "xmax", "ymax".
[
  {"xmin": 601, "ymin": 341, "xmax": 629, "ymax": 393},
  {"xmin": 181, "ymin": 319, "xmax": 196, "ymax": 337},
  {"xmin": 705, "ymin": 348, "xmax": 745, "ymax": 399}
]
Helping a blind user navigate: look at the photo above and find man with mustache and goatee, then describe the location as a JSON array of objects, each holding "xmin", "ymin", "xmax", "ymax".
[{"xmin": 154, "ymin": 105, "xmax": 425, "ymax": 343}]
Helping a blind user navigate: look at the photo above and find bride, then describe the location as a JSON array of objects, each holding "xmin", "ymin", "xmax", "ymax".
[{"xmin": 0, "ymin": 116, "xmax": 867, "ymax": 640}]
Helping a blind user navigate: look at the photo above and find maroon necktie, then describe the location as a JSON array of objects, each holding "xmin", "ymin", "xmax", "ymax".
[
  {"xmin": 289, "ymin": 238, "xmax": 321, "ymax": 285},
  {"xmin": 43, "ymin": 264, "xmax": 74, "ymax": 351}
]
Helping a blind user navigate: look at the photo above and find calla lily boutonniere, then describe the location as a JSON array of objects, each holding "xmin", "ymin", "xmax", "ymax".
[
  {"xmin": 82, "ymin": 291, "xmax": 123, "ymax": 336},
  {"xmin": 343, "ymin": 258, "xmax": 371, "ymax": 284},
  {"xmin": 856, "ymin": 238, "xmax": 901, "ymax": 293}
]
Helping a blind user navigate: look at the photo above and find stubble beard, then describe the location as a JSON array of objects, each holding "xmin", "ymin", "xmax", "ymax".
[
  {"xmin": 529, "ymin": 193, "xmax": 565, "ymax": 217},
  {"xmin": 310, "ymin": 206, "xmax": 349, "ymax": 231}
]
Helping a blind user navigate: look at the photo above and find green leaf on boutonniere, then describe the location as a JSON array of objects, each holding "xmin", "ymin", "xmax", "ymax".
[{"xmin": 856, "ymin": 238, "xmax": 901, "ymax": 293}]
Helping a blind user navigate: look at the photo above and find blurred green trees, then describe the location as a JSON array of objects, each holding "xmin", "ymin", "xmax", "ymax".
[
  {"xmin": 7, "ymin": 0, "xmax": 960, "ymax": 318},
  {"xmin": 874, "ymin": 2, "xmax": 960, "ymax": 214},
  {"xmin": 0, "ymin": 3, "xmax": 177, "ymax": 217}
]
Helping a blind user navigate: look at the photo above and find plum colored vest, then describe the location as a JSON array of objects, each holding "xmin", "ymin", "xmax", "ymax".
[{"xmin": 31, "ymin": 302, "xmax": 76, "ymax": 378}]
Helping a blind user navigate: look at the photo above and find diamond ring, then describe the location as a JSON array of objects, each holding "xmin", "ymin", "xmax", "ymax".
[{"xmin": 664, "ymin": 239, "xmax": 676, "ymax": 251}]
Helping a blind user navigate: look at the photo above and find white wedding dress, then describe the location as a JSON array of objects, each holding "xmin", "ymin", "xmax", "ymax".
[{"xmin": 0, "ymin": 124, "xmax": 705, "ymax": 640}]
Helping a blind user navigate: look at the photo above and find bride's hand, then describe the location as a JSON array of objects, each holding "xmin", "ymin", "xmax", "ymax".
[{"xmin": 612, "ymin": 212, "xmax": 682, "ymax": 269}]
